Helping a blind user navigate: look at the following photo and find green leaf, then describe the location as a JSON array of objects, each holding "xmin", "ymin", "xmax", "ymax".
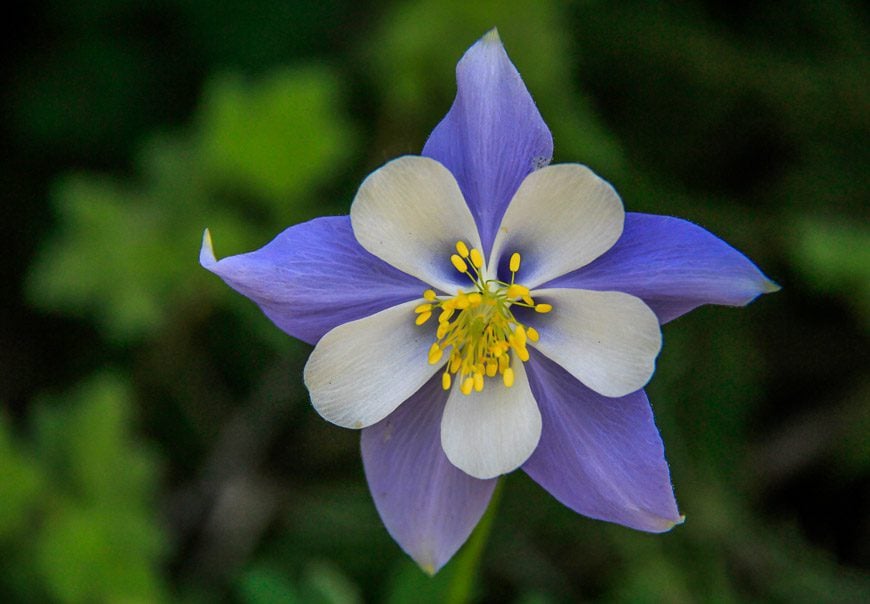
[
  {"xmin": 27, "ymin": 374, "xmax": 167, "ymax": 603},
  {"xmin": 198, "ymin": 68, "xmax": 358, "ymax": 204}
]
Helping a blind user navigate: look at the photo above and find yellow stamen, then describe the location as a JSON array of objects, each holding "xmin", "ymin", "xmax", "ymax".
[
  {"xmin": 469, "ymin": 248, "xmax": 483, "ymax": 269},
  {"xmin": 507, "ymin": 284, "xmax": 529, "ymax": 299},
  {"xmin": 473, "ymin": 372, "xmax": 484, "ymax": 392},
  {"xmin": 414, "ymin": 247, "xmax": 551, "ymax": 393},
  {"xmin": 514, "ymin": 345, "xmax": 530, "ymax": 362},
  {"xmin": 428, "ymin": 343, "xmax": 443, "ymax": 364}
]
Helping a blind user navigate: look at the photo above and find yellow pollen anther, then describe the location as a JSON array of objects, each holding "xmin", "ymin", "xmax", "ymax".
[
  {"xmin": 514, "ymin": 345, "xmax": 530, "ymax": 362},
  {"xmin": 461, "ymin": 377, "xmax": 474, "ymax": 396},
  {"xmin": 423, "ymin": 289, "xmax": 437, "ymax": 301},
  {"xmin": 507, "ymin": 284, "xmax": 529, "ymax": 299},
  {"xmin": 455, "ymin": 241, "xmax": 470, "ymax": 258},
  {"xmin": 473, "ymin": 372, "xmax": 484, "ymax": 392},
  {"xmin": 503, "ymin": 367, "xmax": 515, "ymax": 388},
  {"xmin": 416, "ymin": 311, "xmax": 432, "ymax": 325},
  {"xmin": 527, "ymin": 327, "xmax": 540, "ymax": 342},
  {"xmin": 510, "ymin": 252, "xmax": 521, "ymax": 273},
  {"xmin": 442, "ymin": 372, "xmax": 452, "ymax": 390},
  {"xmin": 415, "ymin": 303, "xmax": 433, "ymax": 314},
  {"xmin": 469, "ymin": 248, "xmax": 483, "ymax": 269},
  {"xmin": 451, "ymin": 254, "xmax": 468, "ymax": 274},
  {"xmin": 467, "ymin": 293, "xmax": 482, "ymax": 306},
  {"xmin": 535, "ymin": 303, "xmax": 553, "ymax": 314},
  {"xmin": 428, "ymin": 343, "xmax": 443, "ymax": 364}
]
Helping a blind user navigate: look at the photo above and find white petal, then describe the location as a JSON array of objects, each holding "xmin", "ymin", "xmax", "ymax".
[
  {"xmin": 489, "ymin": 164, "xmax": 624, "ymax": 289},
  {"xmin": 350, "ymin": 156, "xmax": 483, "ymax": 292},
  {"xmin": 529, "ymin": 288, "xmax": 662, "ymax": 398},
  {"xmin": 303, "ymin": 300, "xmax": 441, "ymax": 429},
  {"xmin": 441, "ymin": 360, "xmax": 541, "ymax": 479}
]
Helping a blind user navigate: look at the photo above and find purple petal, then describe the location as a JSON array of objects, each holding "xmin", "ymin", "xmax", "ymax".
[
  {"xmin": 523, "ymin": 352, "xmax": 682, "ymax": 532},
  {"xmin": 361, "ymin": 374, "xmax": 497, "ymax": 574},
  {"xmin": 200, "ymin": 217, "xmax": 426, "ymax": 345},
  {"xmin": 544, "ymin": 213, "xmax": 780, "ymax": 323},
  {"xmin": 422, "ymin": 30, "xmax": 553, "ymax": 254}
]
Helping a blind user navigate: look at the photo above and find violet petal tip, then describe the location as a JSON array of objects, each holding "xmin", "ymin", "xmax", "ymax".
[
  {"xmin": 418, "ymin": 561, "xmax": 437, "ymax": 577},
  {"xmin": 482, "ymin": 27, "xmax": 501, "ymax": 44},
  {"xmin": 762, "ymin": 278, "xmax": 782, "ymax": 294},
  {"xmin": 199, "ymin": 228, "xmax": 217, "ymax": 268}
]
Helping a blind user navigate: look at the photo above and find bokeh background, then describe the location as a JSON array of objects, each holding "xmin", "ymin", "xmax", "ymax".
[{"xmin": 2, "ymin": 1, "xmax": 868, "ymax": 602}]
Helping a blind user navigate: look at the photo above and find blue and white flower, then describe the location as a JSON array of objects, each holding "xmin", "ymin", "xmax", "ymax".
[{"xmin": 201, "ymin": 30, "xmax": 778, "ymax": 574}]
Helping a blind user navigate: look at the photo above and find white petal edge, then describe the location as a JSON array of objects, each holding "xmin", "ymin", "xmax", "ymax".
[
  {"xmin": 350, "ymin": 156, "xmax": 483, "ymax": 293},
  {"xmin": 441, "ymin": 359, "xmax": 541, "ymax": 479},
  {"xmin": 529, "ymin": 288, "xmax": 662, "ymax": 398},
  {"xmin": 303, "ymin": 300, "xmax": 442, "ymax": 429},
  {"xmin": 489, "ymin": 164, "xmax": 624, "ymax": 289}
]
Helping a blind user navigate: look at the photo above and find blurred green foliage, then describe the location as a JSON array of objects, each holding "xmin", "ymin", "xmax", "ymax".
[
  {"xmin": 27, "ymin": 66, "xmax": 356, "ymax": 342},
  {"xmin": 3, "ymin": 0, "xmax": 868, "ymax": 602},
  {"xmin": 0, "ymin": 375, "xmax": 165, "ymax": 603}
]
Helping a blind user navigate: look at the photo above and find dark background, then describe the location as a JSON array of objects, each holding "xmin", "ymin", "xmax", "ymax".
[{"xmin": 1, "ymin": 1, "xmax": 868, "ymax": 602}]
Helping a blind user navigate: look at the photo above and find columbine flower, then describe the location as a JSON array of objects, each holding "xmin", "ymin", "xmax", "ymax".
[{"xmin": 200, "ymin": 30, "xmax": 778, "ymax": 574}]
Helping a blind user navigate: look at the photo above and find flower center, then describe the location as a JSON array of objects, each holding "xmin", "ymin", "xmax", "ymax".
[{"xmin": 414, "ymin": 240, "xmax": 552, "ymax": 395}]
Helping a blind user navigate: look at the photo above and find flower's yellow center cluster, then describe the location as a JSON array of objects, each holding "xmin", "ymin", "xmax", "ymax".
[{"xmin": 415, "ymin": 240, "xmax": 552, "ymax": 395}]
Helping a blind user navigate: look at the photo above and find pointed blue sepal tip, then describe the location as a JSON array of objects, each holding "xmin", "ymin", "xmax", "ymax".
[
  {"xmin": 762, "ymin": 278, "xmax": 782, "ymax": 294},
  {"xmin": 482, "ymin": 27, "xmax": 501, "ymax": 44},
  {"xmin": 199, "ymin": 228, "xmax": 217, "ymax": 268}
]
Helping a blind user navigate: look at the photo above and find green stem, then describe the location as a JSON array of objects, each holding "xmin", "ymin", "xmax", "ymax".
[{"xmin": 444, "ymin": 478, "xmax": 504, "ymax": 604}]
